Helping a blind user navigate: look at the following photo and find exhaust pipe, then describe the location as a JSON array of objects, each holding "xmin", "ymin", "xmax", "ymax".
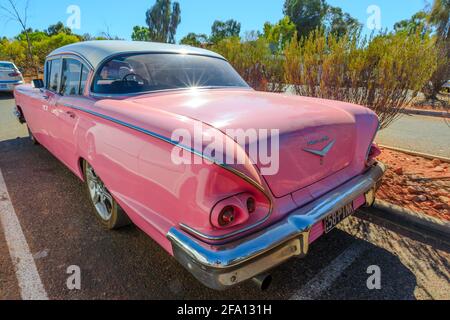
[{"xmin": 252, "ymin": 273, "xmax": 273, "ymax": 291}]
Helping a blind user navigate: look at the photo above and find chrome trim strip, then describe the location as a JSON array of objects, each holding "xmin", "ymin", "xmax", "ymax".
[
  {"xmin": 179, "ymin": 209, "xmax": 272, "ymax": 242},
  {"xmin": 63, "ymin": 103, "xmax": 274, "ymax": 239},
  {"xmin": 46, "ymin": 51, "xmax": 94, "ymax": 70},
  {"xmin": 89, "ymin": 86, "xmax": 253, "ymax": 99}
]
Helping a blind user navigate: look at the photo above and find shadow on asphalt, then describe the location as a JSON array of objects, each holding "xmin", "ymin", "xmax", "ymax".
[
  {"xmin": 0, "ymin": 93, "xmax": 14, "ymax": 100},
  {"xmin": 0, "ymin": 138, "xmax": 421, "ymax": 300}
]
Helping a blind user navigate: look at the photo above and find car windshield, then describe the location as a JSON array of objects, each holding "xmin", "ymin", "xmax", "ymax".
[
  {"xmin": 92, "ymin": 53, "xmax": 249, "ymax": 94},
  {"xmin": 0, "ymin": 62, "xmax": 15, "ymax": 70}
]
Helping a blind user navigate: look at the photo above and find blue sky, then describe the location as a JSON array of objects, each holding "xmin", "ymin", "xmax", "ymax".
[{"xmin": 0, "ymin": 0, "xmax": 429, "ymax": 41}]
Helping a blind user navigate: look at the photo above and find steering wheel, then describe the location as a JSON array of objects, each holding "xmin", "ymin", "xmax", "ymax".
[{"xmin": 122, "ymin": 73, "xmax": 147, "ymax": 85}]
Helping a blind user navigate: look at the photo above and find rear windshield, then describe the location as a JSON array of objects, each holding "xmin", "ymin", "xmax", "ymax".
[
  {"xmin": 92, "ymin": 53, "xmax": 249, "ymax": 94},
  {"xmin": 0, "ymin": 62, "xmax": 15, "ymax": 70}
]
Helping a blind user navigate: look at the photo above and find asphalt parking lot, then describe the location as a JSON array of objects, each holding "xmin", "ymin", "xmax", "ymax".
[{"xmin": 0, "ymin": 93, "xmax": 449, "ymax": 300}]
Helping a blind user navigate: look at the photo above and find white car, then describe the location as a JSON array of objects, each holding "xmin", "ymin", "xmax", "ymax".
[
  {"xmin": 443, "ymin": 80, "xmax": 450, "ymax": 93},
  {"xmin": 0, "ymin": 61, "xmax": 24, "ymax": 93}
]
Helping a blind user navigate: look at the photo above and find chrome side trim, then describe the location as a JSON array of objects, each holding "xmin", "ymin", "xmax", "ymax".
[{"xmin": 63, "ymin": 104, "xmax": 274, "ymax": 238}]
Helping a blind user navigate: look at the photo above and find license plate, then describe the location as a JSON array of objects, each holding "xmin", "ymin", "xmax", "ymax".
[
  {"xmin": 324, "ymin": 203, "xmax": 355, "ymax": 233},
  {"xmin": 0, "ymin": 84, "xmax": 7, "ymax": 89}
]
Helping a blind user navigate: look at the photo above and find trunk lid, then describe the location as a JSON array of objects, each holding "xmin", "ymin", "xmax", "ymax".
[{"xmin": 131, "ymin": 89, "xmax": 359, "ymax": 197}]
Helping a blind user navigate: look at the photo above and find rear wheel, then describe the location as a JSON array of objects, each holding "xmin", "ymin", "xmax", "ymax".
[{"xmin": 83, "ymin": 161, "xmax": 131, "ymax": 230}]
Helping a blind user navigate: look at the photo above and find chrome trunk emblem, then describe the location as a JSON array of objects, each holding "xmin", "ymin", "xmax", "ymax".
[{"xmin": 303, "ymin": 139, "xmax": 336, "ymax": 164}]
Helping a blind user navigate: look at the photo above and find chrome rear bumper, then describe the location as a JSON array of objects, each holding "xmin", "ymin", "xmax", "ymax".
[{"xmin": 167, "ymin": 162, "xmax": 386, "ymax": 290}]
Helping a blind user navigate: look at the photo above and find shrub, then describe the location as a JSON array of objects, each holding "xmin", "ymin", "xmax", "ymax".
[
  {"xmin": 283, "ymin": 30, "xmax": 437, "ymax": 128},
  {"xmin": 211, "ymin": 37, "xmax": 285, "ymax": 92}
]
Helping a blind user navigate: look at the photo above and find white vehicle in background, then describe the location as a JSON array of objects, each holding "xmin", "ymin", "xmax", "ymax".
[
  {"xmin": 443, "ymin": 80, "xmax": 450, "ymax": 93},
  {"xmin": 0, "ymin": 61, "xmax": 24, "ymax": 93}
]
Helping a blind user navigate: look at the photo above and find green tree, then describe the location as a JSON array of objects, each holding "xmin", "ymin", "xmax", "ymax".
[
  {"xmin": 145, "ymin": 0, "xmax": 181, "ymax": 43},
  {"xmin": 179, "ymin": 33, "xmax": 208, "ymax": 47},
  {"xmin": 424, "ymin": 0, "xmax": 450, "ymax": 99},
  {"xmin": 46, "ymin": 22, "xmax": 73, "ymax": 36},
  {"xmin": 428, "ymin": 0, "xmax": 449, "ymax": 39},
  {"xmin": 0, "ymin": 0, "xmax": 38, "ymax": 76},
  {"xmin": 131, "ymin": 26, "xmax": 151, "ymax": 41},
  {"xmin": 394, "ymin": 11, "xmax": 429, "ymax": 36},
  {"xmin": 263, "ymin": 16, "xmax": 297, "ymax": 51},
  {"xmin": 325, "ymin": 6, "xmax": 361, "ymax": 38},
  {"xmin": 283, "ymin": 0, "xmax": 327, "ymax": 39},
  {"xmin": 210, "ymin": 19, "xmax": 241, "ymax": 44}
]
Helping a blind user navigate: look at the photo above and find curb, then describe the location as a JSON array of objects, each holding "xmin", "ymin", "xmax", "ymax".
[
  {"xmin": 359, "ymin": 200, "xmax": 450, "ymax": 245},
  {"xmin": 400, "ymin": 108, "xmax": 450, "ymax": 118},
  {"xmin": 378, "ymin": 145, "xmax": 450, "ymax": 163}
]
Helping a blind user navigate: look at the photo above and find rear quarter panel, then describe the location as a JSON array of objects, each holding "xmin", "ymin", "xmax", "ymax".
[{"xmin": 73, "ymin": 105, "xmax": 266, "ymax": 254}]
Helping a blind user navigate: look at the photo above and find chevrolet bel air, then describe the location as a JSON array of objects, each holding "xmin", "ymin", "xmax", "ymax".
[{"xmin": 13, "ymin": 41, "xmax": 385, "ymax": 291}]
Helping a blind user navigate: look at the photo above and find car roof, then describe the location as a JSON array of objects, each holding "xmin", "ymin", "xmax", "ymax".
[{"xmin": 48, "ymin": 40, "xmax": 225, "ymax": 69}]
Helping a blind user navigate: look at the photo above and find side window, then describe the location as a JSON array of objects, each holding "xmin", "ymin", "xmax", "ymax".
[
  {"xmin": 61, "ymin": 58, "xmax": 82, "ymax": 96},
  {"xmin": 79, "ymin": 64, "xmax": 89, "ymax": 95},
  {"xmin": 49, "ymin": 58, "xmax": 61, "ymax": 92}
]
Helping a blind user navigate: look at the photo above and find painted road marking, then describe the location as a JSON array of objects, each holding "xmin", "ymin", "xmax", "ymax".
[
  {"xmin": 290, "ymin": 242, "xmax": 368, "ymax": 300},
  {"xmin": 0, "ymin": 169, "xmax": 48, "ymax": 300}
]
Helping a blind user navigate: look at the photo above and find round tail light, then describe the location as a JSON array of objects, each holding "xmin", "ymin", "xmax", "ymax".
[{"xmin": 218, "ymin": 206, "xmax": 236, "ymax": 227}]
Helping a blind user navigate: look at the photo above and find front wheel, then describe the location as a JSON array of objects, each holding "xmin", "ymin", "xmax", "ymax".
[{"xmin": 83, "ymin": 161, "xmax": 131, "ymax": 230}]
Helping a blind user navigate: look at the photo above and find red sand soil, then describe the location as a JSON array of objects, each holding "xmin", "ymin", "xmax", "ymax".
[{"xmin": 377, "ymin": 148, "xmax": 450, "ymax": 221}]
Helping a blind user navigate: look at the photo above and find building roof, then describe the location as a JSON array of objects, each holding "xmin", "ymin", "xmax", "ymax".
[{"xmin": 48, "ymin": 40, "xmax": 225, "ymax": 69}]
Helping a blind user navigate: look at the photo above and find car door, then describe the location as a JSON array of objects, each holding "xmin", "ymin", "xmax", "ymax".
[
  {"xmin": 51, "ymin": 56, "xmax": 92, "ymax": 172},
  {"xmin": 27, "ymin": 58, "xmax": 61, "ymax": 149}
]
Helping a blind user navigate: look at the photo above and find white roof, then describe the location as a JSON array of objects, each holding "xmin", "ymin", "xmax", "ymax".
[{"xmin": 48, "ymin": 41, "xmax": 225, "ymax": 69}]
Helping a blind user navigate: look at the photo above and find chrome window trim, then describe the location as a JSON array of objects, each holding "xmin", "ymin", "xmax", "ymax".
[
  {"xmin": 46, "ymin": 56, "xmax": 63, "ymax": 94},
  {"xmin": 59, "ymin": 56, "xmax": 91, "ymax": 97},
  {"xmin": 90, "ymin": 52, "xmax": 250, "ymax": 96},
  {"xmin": 45, "ymin": 53, "xmax": 94, "ymax": 97},
  {"xmin": 46, "ymin": 51, "xmax": 94, "ymax": 70}
]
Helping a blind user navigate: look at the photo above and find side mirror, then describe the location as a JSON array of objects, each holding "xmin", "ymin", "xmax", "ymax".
[{"xmin": 32, "ymin": 79, "xmax": 44, "ymax": 89}]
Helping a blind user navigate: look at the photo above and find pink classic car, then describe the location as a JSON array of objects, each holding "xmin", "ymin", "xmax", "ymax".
[{"xmin": 14, "ymin": 41, "xmax": 385, "ymax": 290}]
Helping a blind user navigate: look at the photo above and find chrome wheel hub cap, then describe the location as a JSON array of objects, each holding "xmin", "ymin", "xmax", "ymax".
[{"xmin": 86, "ymin": 164, "xmax": 113, "ymax": 221}]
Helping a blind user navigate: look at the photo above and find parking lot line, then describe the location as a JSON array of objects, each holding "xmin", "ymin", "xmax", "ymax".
[
  {"xmin": 0, "ymin": 169, "xmax": 48, "ymax": 300},
  {"xmin": 290, "ymin": 242, "xmax": 368, "ymax": 300}
]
